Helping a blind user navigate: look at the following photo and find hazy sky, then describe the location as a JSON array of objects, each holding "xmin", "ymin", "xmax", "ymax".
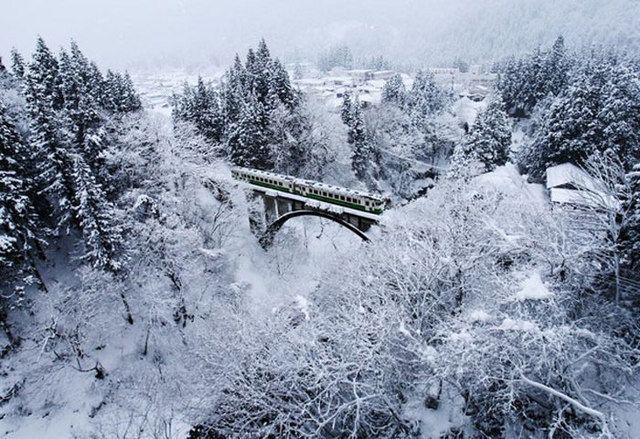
[{"xmin": 3, "ymin": 0, "xmax": 639, "ymax": 71}]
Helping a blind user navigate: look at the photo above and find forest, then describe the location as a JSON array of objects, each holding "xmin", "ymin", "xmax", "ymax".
[{"xmin": 1, "ymin": 31, "xmax": 640, "ymax": 439}]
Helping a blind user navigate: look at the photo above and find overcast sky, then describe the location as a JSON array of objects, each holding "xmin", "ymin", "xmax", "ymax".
[{"xmin": 3, "ymin": 0, "xmax": 639, "ymax": 71}]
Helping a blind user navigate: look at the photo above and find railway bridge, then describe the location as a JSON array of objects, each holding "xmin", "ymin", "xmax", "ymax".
[{"xmin": 232, "ymin": 167, "xmax": 385, "ymax": 247}]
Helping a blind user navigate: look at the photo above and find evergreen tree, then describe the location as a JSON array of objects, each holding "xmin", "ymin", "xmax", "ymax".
[
  {"xmin": 497, "ymin": 37, "xmax": 573, "ymax": 117},
  {"xmin": 0, "ymin": 104, "xmax": 39, "ymax": 285},
  {"xmin": 194, "ymin": 78, "xmax": 224, "ymax": 143},
  {"xmin": 87, "ymin": 61, "xmax": 106, "ymax": 104},
  {"xmin": 102, "ymin": 70, "xmax": 141, "ymax": 113},
  {"xmin": 544, "ymin": 36, "xmax": 571, "ymax": 96},
  {"xmin": 220, "ymin": 55, "xmax": 246, "ymax": 129},
  {"xmin": 496, "ymin": 56, "xmax": 527, "ymax": 116},
  {"xmin": 525, "ymin": 58, "xmax": 640, "ymax": 178},
  {"xmin": 407, "ymin": 70, "xmax": 447, "ymax": 117},
  {"xmin": 598, "ymin": 64, "xmax": 640, "ymax": 167},
  {"xmin": 269, "ymin": 58, "xmax": 298, "ymax": 110},
  {"xmin": 28, "ymin": 37, "xmax": 62, "ymax": 109},
  {"xmin": 381, "ymin": 74, "xmax": 406, "ymax": 106},
  {"xmin": 9, "ymin": 49, "xmax": 25, "ymax": 79},
  {"xmin": 346, "ymin": 96, "xmax": 372, "ymax": 181},
  {"xmin": 468, "ymin": 99, "xmax": 511, "ymax": 171},
  {"xmin": 174, "ymin": 39, "xmax": 302, "ymax": 172},
  {"xmin": 24, "ymin": 44, "xmax": 76, "ymax": 228},
  {"xmin": 121, "ymin": 72, "xmax": 142, "ymax": 112},
  {"xmin": 449, "ymin": 99, "xmax": 511, "ymax": 175},
  {"xmin": 340, "ymin": 92, "xmax": 354, "ymax": 125},
  {"xmin": 70, "ymin": 154, "xmax": 122, "ymax": 271},
  {"xmin": 58, "ymin": 45, "xmax": 105, "ymax": 171},
  {"xmin": 228, "ymin": 91, "xmax": 271, "ymax": 169},
  {"xmin": 251, "ymin": 39, "xmax": 273, "ymax": 105},
  {"xmin": 623, "ymin": 163, "xmax": 640, "ymax": 271}
]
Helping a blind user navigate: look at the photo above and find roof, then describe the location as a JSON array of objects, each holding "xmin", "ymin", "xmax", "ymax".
[
  {"xmin": 546, "ymin": 163, "xmax": 596, "ymax": 191},
  {"xmin": 549, "ymin": 188, "xmax": 596, "ymax": 206}
]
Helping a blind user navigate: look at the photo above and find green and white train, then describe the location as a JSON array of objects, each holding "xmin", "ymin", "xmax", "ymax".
[{"xmin": 231, "ymin": 167, "xmax": 386, "ymax": 214}]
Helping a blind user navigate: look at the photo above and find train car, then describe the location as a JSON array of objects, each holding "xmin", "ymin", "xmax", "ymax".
[{"xmin": 231, "ymin": 167, "xmax": 386, "ymax": 214}]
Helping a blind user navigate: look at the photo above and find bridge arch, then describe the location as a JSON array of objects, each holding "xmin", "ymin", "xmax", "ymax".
[{"xmin": 259, "ymin": 209, "xmax": 370, "ymax": 248}]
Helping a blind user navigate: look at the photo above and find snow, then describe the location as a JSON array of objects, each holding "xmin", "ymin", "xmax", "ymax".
[
  {"xmin": 448, "ymin": 331, "xmax": 473, "ymax": 342},
  {"xmin": 546, "ymin": 162, "xmax": 594, "ymax": 190},
  {"xmin": 467, "ymin": 309, "xmax": 492, "ymax": 323},
  {"xmin": 513, "ymin": 272, "xmax": 553, "ymax": 301},
  {"xmin": 473, "ymin": 163, "xmax": 547, "ymax": 205},
  {"xmin": 497, "ymin": 318, "xmax": 538, "ymax": 332},
  {"xmin": 403, "ymin": 385, "xmax": 468, "ymax": 439}
]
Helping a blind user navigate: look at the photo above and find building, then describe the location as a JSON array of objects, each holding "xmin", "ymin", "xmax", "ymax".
[{"xmin": 545, "ymin": 163, "xmax": 599, "ymax": 207}]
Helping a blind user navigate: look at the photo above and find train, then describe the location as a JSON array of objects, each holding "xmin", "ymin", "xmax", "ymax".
[{"xmin": 231, "ymin": 167, "xmax": 386, "ymax": 214}]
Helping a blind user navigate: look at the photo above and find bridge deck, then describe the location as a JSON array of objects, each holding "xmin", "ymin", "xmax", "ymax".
[{"xmin": 240, "ymin": 181, "xmax": 382, "ymax": 222}]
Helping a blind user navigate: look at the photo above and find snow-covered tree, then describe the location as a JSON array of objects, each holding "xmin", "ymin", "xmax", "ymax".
[
  {"xmin": 228, "ymin": 91, "xmax": 271, "ymax": 169},
  {"xmin": 522, "ymin": 57, "xmax": 640, "ymax": 179},
  {"xmin": 173, "ymin": 77, "xmax": 224, "ymax": 144},
  {"xmin": 71, "ymin": 153, "xmax": 123, "ymax": 272},
  {"xmin": 407, "ymin": 70, "xmax": 448, "ymax": 118},
  {"xmin": 381, "ymin": 73, "xmax": 406, "ymax": 106},
  {"xmin": 497, "ymin": 36, "xmax": 573, "ymax": 117},
  {"xmin": 344, "ymin": 95, "xmax": 374, "ymax": 181},
  {"xmin": 9, "ymin": 49, "xmax": 25, "ymax": 79},
  {"xmin": 101, "ymin": 70, "xmax": 142, "ymax": 113},
  {"xmin": 0, "ymin": 103, "xmax": 41, "ymax": 294},
  {"xmin": 174, "ymin": 40, "xmax": 303, "ymax": 172},
  {"xmin": 449, "ymin": 98, "xmax": 511, "ymax": 176},
  {"xmin": 624, "ymin": 163, "xmax": 640, "ymax": 272},
  {"xmin": 24, "ymin": 76, "xmax": 75, "ymax": 228}
]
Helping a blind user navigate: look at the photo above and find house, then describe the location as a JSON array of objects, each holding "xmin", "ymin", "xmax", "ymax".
[
  {"xmin": 372, "ymin": 70, "xmax": 396, "ymax": 80},
  {"xmin": 545, "ymin": 163, "xmax": 601, "ymax": 207}
]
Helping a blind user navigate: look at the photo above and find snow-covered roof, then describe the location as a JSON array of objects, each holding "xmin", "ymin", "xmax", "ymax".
[
  {"xmin": 546, "ymin": 163, "xmax": 595, "ymax": 190},
  {"xmin": 549, "ymin": 187, "xmax": 594, "ymax": 206}
]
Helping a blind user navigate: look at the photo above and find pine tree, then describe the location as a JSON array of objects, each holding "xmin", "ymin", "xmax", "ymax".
[
  {"xmin": 623, "ymin": 163, "xmax": 640, "ymax": 271},
  {"xmin": 469, "ymin": 99, "xmax": 512, "ymax": 171},
  {"xmin": 381, "ymin": 74, "xmax": 406, "ymax": 106},
  {"xmin": 174, "ymin": 40, "xmax": 302, "ymax": 171},
  {"xmin": 58, "ymin": 45, "xmax": 103, "ymax": 169},
  {"xmin": 102, "ymin": 70, "xmax": 141, "ymax": 113},
  {"xmin": 497, "ymin": 38, "xmax": 573, "ymax": 117},
  {"xmin": 450, "ymin": 99, "xmax": 511, "ymax": 175},
  {"xmin": 598, "ymin": 64, "xmax": 640, "ymax": 167},
  {"xmin": 544, "ymin": 36, "xmax": 571, "ymax": 96},
  {"xmin": 220, "ymin": 55, "xmax": 246, "ymax": 128},
  {"xmin": 251, "ymin": 39, "xmax": 273, "ymax": 105},
  {"xmin": 228, "ymin": 92, "xmax": 271, "ymax": 169},
  {"xmin": 407, "ymin": 70, "xmax": 447, "ymax": 117},
  {"xmin": 0, "ymin": 104, "xmax": 39, "ymax": 284},
  {"xmin": 193, "ymin": 77, "xmax": 224, "ymax": 142},
  {"xmin": 540, "ymin": 62, "xmax": 608, "ymax": 170},
  {"xmin": 340, "ymin": 92, "xmax": 354, "ymax": 125},
  {"xmin": 71, "ymin": 154, "xmax": 122, "ymax": 271},
  {"xmin": 28, "ymin": 37, "xmax": 62, "ymax": 109},
  {"xmin": 9, "ymin": 49, "xmax": 25, "ymax": 79},
  {"xmin": 346, "ymin": 96, "xmax": 372, "ymax": 181},
  {"xmin": 269, "ymin": 58, "xmax": 298, "ymax": 110},
  {"xmin": 121, "ymin": 72, "xmax": 142, "ymax": 112},
  {"xmin": 87, "ymin": 61, "xmax": 106, "ymax": 104},
  {"xmin": 24, "ymin": 68, "xmax": 75, "ymax": 228}
]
